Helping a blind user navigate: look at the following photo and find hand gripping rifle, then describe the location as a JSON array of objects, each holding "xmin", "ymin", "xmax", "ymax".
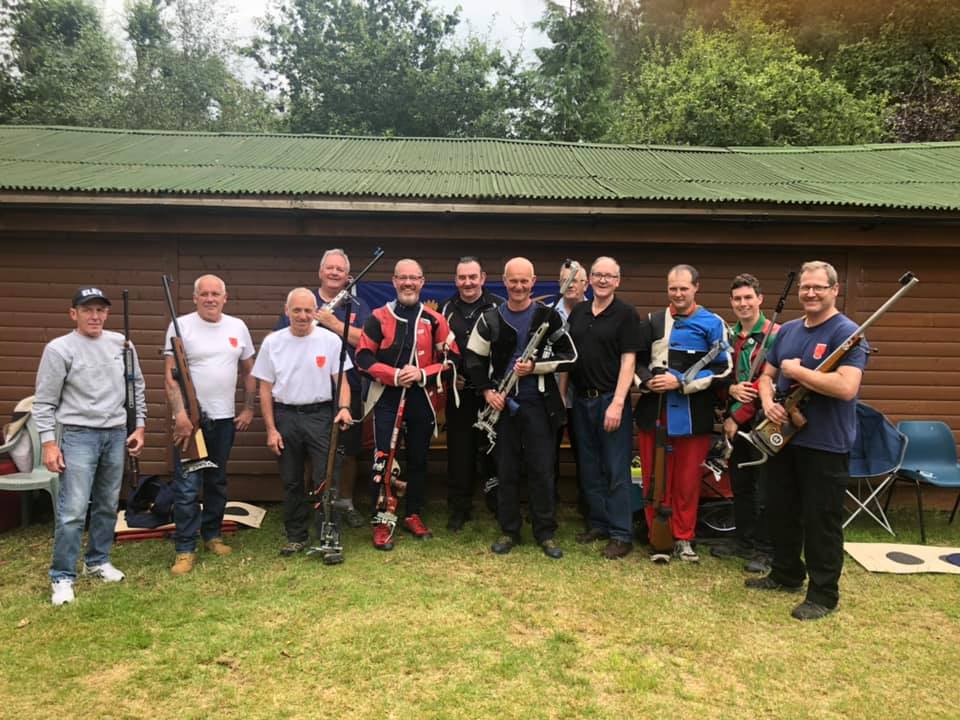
[
  {"xmin": 161, "ymin": 275, "xmax": 216, "ymax": 474},
  {"xmin": 306, "ymin": 249, "xmax": 384, "ymax": 564},
  {"xmin": 122, "ymin": 290, "xmax": 141, "ymax": 488},
  {"xmin": 739, "ymin": 272, "xmax": 919, "ymax": 467},
  {"xmin": 647, "ymin": 379, "xmax": 673, "ymax": 563},
  {"xmin": 474, "ymin": 259, "xmax": 581, "ymax": 452}
]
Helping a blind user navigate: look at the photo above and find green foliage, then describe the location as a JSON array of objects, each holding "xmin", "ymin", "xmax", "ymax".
[
  {"xmin": 248, "ymin": 0, "xmax": 523, "ymax": 137},
  {"xmin": 610, "ymin": 10, "xmax": 887, "ymax": 146},
  {"xmin": 521, "ymin": 0, "xmax": 615, "ymax": 142},
  {"xmin": 1, "ymin": 0, "xmax": 120, "ymax": 126}
]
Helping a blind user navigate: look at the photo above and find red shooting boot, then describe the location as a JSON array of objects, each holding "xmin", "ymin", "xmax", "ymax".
[
  {"xmin": 372, "ymin": 522, "xmax": 395, "ymax": 551},
  {"xmin": 402, "ymin": 514, "xmax": 433, "ymax": 540}
]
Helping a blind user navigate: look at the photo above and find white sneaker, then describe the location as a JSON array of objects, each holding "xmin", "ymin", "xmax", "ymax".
[
  {"xmin": 674, "ymin": 540, "xmax": 700, "ymax": 563},
  {"xmin": 51, "ymin": 579, "xmax": 75, "ymax": 606},
  {"xmin": 82, "ymin": 562, "xmax": 125, "ymax": 582}
]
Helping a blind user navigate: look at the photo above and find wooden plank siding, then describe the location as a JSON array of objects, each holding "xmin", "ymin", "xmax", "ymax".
[{"xmin": 1, "ymin": 206, "xmax": 959, "ymax": 503}]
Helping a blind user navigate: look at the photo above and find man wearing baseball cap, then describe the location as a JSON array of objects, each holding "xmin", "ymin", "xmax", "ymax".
[{"xmin": 34, "ymin": 287, "xmax": 147, "ymax": 605}]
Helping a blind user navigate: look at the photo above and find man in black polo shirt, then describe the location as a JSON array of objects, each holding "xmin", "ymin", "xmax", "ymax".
[
  {"xmin": 566, "ymin": 256, "xmax": 646, "ymax": 559},
  {"xmin": 440, "ymin": 256, "xmax": 503, "ymax": 531}
]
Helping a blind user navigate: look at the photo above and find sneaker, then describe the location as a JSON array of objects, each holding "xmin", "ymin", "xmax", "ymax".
[
  {"xmin": 204, "ymin": 538, "xmax": 232, "ymax": 556},
  {"xmin": 83, "ymin": 562, "xmax": 125, "ymax": 582},
  {"xmin": 344, "ymin": 507, "xmax": 366, "ymax": 529},
  {"xmin": 373, "ymin": 523, "xmax": 395, "ymax": 551},
  {"xmin": 51, "ymin": 579, "xmax": 75, "ymax": 606},
  {"xmin": 541, "ymin": 539, "xmax": 563, "ymax": 559},
  {"xmin": 791, "ymin": 600, "xmax": 836, "ymax": 621},
  {"xmin": 279, "ymin": 541, "xmax": 306, "ymax": 557},
  {"xmin": 650, "ymin": 551, "xmax": 671, "ymax": 564},
  {"xmin": 575, "ymin": 528, "xmax": 610, "ymax": 544},
  {"xmin": 446, "ymin": 510, "xmax": 470, "ymax": 532},
  {"xmin": 673, "ymin": 540, "xmax": 699, "ymax": 563},
  {"xmin": 602, "ymin": 539, "xmax": 634, "ymax": 560},
  {"xmin": 745, "ymin": 575, "xmax": 803, "ymax": 593},
  {"xmin": 491, "ymin": 535, "xmax": 516, "ymax": 555},
  {"xmin": 402, "ymin": 514, "xmax": 433, "ymax": 539},
  {"xmin": 170, "ymin": 552, "xmax": 196, "ymax": 576}
]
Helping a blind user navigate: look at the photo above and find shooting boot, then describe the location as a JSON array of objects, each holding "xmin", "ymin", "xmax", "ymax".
[
  {"xmin": 402, "ymin": 514, "xmax": 433, "ymax": 539},
  {"xmin": 373, "ymin": 523, "xmax": 395, "ymax": 551},
  {"xmin": 170, "ymin": 552, "xmax": 196, "ymax": 576},
  {"xmin": 204, "ymin": 537, "xmax": 232, "ymax": 556}
]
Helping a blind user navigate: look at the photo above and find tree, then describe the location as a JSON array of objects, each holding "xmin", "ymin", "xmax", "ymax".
[
  {"xmin": 0, "ymin": 0, "xmax": 120, "ymax": 126},
  {"xmin": 610, "ymin": 9, "xmax": 886, "ymax": 146},
  {"xmin": 117, "ymin": 0, "xmax": 276, "ymax": 132},
  {"xmin": 522, "ymin": 0, "xmax": 615, "ymax": 142},
  {"xmin": 247, "ymin": 0, "xmax": 523, "ymax": 137}
]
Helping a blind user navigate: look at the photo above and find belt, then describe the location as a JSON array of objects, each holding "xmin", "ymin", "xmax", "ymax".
[
  {"xmin": 576, "ymin": 388, "xmax": 609, "ymax": 399},
  {"xmin": 274, "ymin": 401, "xmax": 332, "ymax": 414}
]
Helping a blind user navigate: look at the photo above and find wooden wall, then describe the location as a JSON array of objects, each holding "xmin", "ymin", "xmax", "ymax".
[{"xmin": 1, "ymin": 204, "xmax": 958, "ymax": 502}]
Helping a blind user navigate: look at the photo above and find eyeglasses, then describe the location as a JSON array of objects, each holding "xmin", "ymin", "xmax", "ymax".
[
  {"xmin": 590, "ymin": 272, "xmax": 619, "ymax": 281},
  {"xmin": 799, "ymin": 284, "xmax": 835, "ymax": 295},
  {"xmin": 394, "ymin": 275, "xmax": 423, "ymax": 282}
]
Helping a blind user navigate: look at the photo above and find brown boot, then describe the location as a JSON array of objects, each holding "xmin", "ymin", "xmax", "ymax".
[
  {"xmin": 204, "ymin": 537, "xmax": 232, "ymax": 556},
  {"xmin": 170, "ymin": 552, "xmax": 196, "ymax": 576}
]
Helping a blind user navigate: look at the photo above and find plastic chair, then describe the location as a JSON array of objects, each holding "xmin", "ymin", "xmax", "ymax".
[
  {"xmin": 844, "ymin": 402, "xmax": 907, "ymax": 536},
  {"xmin": 885, "ymin": 420, "xmax": 960, "ymax": 544},
  {"xmin": 0, "ymin": 417, "xmax": 59, "ymax": 526}
]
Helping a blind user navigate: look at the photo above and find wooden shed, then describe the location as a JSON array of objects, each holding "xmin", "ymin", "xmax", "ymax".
[{"xmin": 2, "ymin": 126, "xmax": 959, "ymax": 502}]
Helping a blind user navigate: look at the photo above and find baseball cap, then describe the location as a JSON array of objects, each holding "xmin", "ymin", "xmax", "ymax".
[{"xmin": 72, "ymin": 287, "xmax": 112, "ymax": 307}]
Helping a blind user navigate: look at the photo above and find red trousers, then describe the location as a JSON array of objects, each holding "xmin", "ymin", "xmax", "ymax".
[{"xmin": 637, "ymin": 429, "xmax": 712, "ymax": 541}]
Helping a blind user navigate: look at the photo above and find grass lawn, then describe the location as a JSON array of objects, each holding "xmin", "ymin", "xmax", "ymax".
[{"xmin": 1, "ymin": 503, "xmax": 958, "ymax": 720}]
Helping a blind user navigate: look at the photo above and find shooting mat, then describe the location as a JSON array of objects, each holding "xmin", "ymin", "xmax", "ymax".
[{"xmin": 844, "ymin": 542, "xmax": 960, "ymax": 574}]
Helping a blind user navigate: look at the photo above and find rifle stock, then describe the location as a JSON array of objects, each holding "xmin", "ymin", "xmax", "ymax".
[
  {"xmin": 161, "ymin": 275, "xmax": 212, "ymax": 468},
  {"xmin": 122, "ymin": 290, "xmax": 141, "ymax": 486}
]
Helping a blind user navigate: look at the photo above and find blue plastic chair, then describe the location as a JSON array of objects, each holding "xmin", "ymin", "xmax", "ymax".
[
  {"xmin": 844, "ymin": 403, "xmax": 908, "ymax": 536},
  {"xmin": 886, "ymin": 420, "xmax": 960, "ymax": 544}
]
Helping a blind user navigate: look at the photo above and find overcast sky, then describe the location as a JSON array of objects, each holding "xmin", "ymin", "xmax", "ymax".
[{"xmin": 96, "ymin": 0, "xmax": 550, "ymax": 57}]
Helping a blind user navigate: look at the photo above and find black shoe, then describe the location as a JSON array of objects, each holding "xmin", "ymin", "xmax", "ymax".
[
  {"xmin": 710, "ymin": 541, "xmax": 753, "ymax": 560},
  {"xmin": 791, "ymin": 600, "xmax": 836, "ymax": 620},
  {"xmin": 541, "ymin": 539, "xmax": 563, "ymax": 559},
  {"xmin": 745, "ymin": 575, "xmax": 803, "ymax": 593},
  {"xmin": 446, "ymin": 510, "xmax": 470, "ymax": 532},
  {"xmin": 602, "ymin": 539, "xmax": 634, "ymax": 560},
  {"xmin": 279, "ymin": 541, "xmax": 306, "ymax": 557},
  {"xmin": 575, "ymin": 528, "xmax": 610, "ymax": 544},
  {"xmin": 491, "ymin": 535, "xmax": 516, "ymax": 555},
  {"xmin": 744, "ymin": 553, "xmax": 772, "ymax": 574},
  {"xmin": 343, "ymin": 507, "xmax": 366, "ymax": 529}
]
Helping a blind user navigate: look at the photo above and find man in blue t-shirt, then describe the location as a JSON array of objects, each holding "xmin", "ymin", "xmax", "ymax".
[{"xmin": 747, "ymin": 260, "xmax": 868, "ymax": 621}]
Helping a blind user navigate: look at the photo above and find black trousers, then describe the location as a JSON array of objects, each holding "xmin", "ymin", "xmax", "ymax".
[
  {"xmin": 729, "ymin": 434, "xmax": 772, "ymax": 551},
  {"xmin": 495, "ymin": 398, "xmax": 557, "ymax": 544},
  {"xmin": 767, "ymin": 444, "xmax": 849, "ymax": 609},
  {"xmin": 275, "ymin": 405, "xmax": 333, "ymax": 544},
  {"xmin": 446, "ymin": 390, "xmax": 496, "ymax": 515}
]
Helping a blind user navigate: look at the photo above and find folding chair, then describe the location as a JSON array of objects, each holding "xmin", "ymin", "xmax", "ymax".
[
  {"xmin": 843, "ymin": 402, "xmax": 907, "ymax": 536},
  {"xmin": 0, "ymin": 416, "xmax": 60, "ymax": 526},
  {"xmin": 886, "ymin": 420, "xmax": 960, "ymax": 544}
]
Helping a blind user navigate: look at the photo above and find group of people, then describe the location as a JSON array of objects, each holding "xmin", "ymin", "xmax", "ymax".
[{"xmin": 34, "ymin": 251, "xmax": 866, "ymax": 621}]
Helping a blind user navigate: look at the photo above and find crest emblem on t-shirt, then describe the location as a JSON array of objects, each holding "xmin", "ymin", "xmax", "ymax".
[
  {"xmin": 229, "ymin": 337, "xmax": 238, "ymax": 348},
  {"xmin": 316, "ymin": 355, "xmax": 326, "ymax": 368},
  {"xmin": 813, "ymin": 343, "xmax": 827, "ymax": 360}
]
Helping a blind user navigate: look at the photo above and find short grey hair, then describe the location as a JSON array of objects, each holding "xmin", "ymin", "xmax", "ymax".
[
  {"xmin": 800, "ymin": 260, "xmax": 838, "ymax": 287},
  {"xmin": 320, "ymin": 248, "xmax": 350, "ymax": 272},
  {"xmin": 286, "ymin": 287, "xmax": 318, "ymax": 309},
  {"xmin": 589, "ymin": 256, "xmax": 620, "ymax": 276},
  {"xmin": 193, "ymin": 274, "xmax": 226, "ymax": 295}
]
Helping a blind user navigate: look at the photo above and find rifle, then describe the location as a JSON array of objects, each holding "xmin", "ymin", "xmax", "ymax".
[
  {"xmin": 746, "ymin": 271, "xmax": 796, "ymax": 381},
  {"xmin": 122, "ymin": 289, "xmax": 141, "ymax": 488},
  {"xmin": 647, "ymin": 381, "xmax": 673, "ymax": 562},
  {"xmin": 474, "ymin": 259, "xmax": 580, "ymax": 452},
  {"xmin": 307, "ymin": 249, "xmax": 384, "ymax": 564},
  {"xmin": 372, "ymin": 370, "xmax": 412, "ymax": 544},
  {"xmin": 161, "ymin": 275, "xmax": 216, "ymax": 474},
  {"xmin": 739, "ymin": 272, "xmax": 919, "ymax": 466}
]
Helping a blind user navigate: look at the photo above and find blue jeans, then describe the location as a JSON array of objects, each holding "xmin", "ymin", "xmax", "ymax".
[
  {"xmin": 173, "ymin": 419, "xmax": 236, "ymax": 552},
  {"xmin": 49, "ymin": 426, "xmax": 126, "ymax": 581},
  {"xmin": 572, "ymin": 393, "xmax": 634, "ymax": 543}
]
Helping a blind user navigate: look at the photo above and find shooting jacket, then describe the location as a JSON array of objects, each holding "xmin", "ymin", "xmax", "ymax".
[{"xmin": 725, "ymin": 313, "xmax": 780, "ymax": 427}]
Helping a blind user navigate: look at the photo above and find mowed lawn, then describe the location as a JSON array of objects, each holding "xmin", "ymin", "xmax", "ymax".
[{"xmin": 1, "ymin": 503, "xmax": 958, "ymax": 720}]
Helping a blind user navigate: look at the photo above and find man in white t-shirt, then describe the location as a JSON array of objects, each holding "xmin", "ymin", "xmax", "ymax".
[
  {"xmin": 164, "ymin": 274, "xmax": 256, "ymax": 576},
  {"xmin": 253, "ymin": 287, "xmax": 353, "ymax": 556}
]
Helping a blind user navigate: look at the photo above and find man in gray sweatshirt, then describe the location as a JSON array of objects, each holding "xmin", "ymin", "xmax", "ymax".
[{"xmin": 34, "ymin": 287, "xmax": 146, "ymax": 606}]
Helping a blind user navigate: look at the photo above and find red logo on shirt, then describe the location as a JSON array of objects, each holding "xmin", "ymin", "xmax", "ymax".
[
  {"xmin": 316, "ymin": 356, "xmax": 326, "ymax": 368},
  {"xmin": 229, "ymin": 337, "xmax": 238, "ymax": 348},
  {"xmin": 813, "ymin": 343, "xmax": 827, "ymax": 360}
]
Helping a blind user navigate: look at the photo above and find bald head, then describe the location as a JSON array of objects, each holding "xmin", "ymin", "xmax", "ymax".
[
  {"xmin": 503, "ymin": 257, "xmax": 536, "ymax": 309},
  {"xmin": 286, "ymin": 287, "xmax": 318, "ymax": 336}
]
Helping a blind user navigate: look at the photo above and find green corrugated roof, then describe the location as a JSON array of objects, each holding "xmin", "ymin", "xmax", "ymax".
[{"xmin": 1, "ymin": 125, "xmax": 959, "ymax": 211}]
